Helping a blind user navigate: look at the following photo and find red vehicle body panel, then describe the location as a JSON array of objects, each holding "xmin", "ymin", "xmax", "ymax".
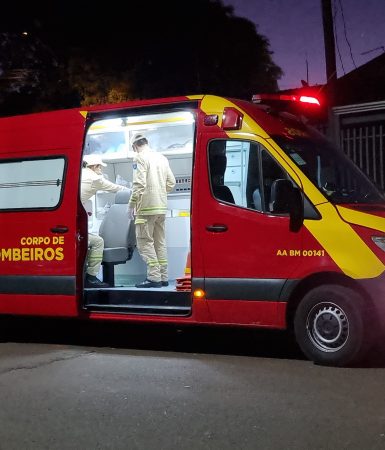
[{"xmin": 0, "ymin": 109, "xmax": 87, "ymax": 317}]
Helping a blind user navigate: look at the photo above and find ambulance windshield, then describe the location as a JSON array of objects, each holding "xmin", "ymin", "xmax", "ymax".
[{"xmin": 274, "ymin": 134, "xmax": 385, "ymax": 204}]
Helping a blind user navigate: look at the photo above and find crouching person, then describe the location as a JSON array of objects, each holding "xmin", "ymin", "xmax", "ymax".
[{"xmin": 81, "ymin": 154, "xmax": 128, "ymax": 288}]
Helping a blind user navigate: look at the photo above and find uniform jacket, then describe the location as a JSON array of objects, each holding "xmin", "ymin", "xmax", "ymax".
[
  {"xmin": 128, "ymin": 148, "xmax": 176, "ymax": 215},
  {"xmin": 81, "ymin": 167, "xmax": 126, "ymax": 205}
]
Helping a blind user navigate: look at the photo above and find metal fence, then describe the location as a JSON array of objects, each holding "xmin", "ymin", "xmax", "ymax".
[{"xmin": 333, "ymin": 102, "xmax": 385, "ymax": 191}]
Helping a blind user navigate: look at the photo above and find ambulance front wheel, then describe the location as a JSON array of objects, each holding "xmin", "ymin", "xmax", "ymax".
[{"xmin": 294, "ymin": 285, "xmax": 370, "ymax": 367}]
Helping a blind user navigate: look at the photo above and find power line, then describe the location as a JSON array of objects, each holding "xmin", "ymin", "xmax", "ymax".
[
  {"xmin": 333, "ymin": 0, "xmax": 345, "ymax": 74},
  {"xmin": 361, "ymin": 46, "xmax": 385, "ymax": 56},
  {"xmin": 337, "ymin": 0, "xmax": 356, "ymax": 68}
]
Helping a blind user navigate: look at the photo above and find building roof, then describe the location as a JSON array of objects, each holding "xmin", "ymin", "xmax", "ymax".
[{"xmin": 334, "ymin": 52, "xmax": 385, "ymax": 106}]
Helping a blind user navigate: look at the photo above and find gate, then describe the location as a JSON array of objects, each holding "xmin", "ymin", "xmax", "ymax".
[{"xmin": 332, "ymin": 101, "xmax": 385, "ymax": 191}]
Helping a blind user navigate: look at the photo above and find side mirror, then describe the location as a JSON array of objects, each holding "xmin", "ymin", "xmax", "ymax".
[
  {"xmin": 270, "ymin": 179, "xmax": 304, "ymax": 232},
  {"xmin": 289, "ymin": 186, "xmax": 304, "ymax": 232}
]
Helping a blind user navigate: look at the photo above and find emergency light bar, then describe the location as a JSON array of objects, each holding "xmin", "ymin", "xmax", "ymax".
[{"xmin": 252, "ymin": 93, "xmax": 320, "ymax": 106}]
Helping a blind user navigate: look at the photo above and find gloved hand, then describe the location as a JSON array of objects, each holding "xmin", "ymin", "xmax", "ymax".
[{"xmin": 127, "ymin": 207, "xmax": 135, "ymax": 220}]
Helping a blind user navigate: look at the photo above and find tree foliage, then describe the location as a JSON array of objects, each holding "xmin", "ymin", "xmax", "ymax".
[
  {"xmin": 67, "ymin": 57, "xmax": 134, "ymax": 106},
  {"xmin": 0, "ymin": 0, "xmax": 282, "ymax": 115}
]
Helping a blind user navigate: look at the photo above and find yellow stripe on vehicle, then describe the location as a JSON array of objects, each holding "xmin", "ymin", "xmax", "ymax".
[
  {"xmin": 305, "ymin": 202, "xmax": 385, "ymax": 279},
  {"xmin": 187, "ymin": 95, "xmax": 204, "ymax": 100},
  {"xmin": 337, "ymin": 206, "xmax": 385, "ymax": 233}
]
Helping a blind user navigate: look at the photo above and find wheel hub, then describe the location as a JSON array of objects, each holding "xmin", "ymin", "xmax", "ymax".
[{"xmin": 307, "ymin": 303, "xmax": 349, "ymax": 352}]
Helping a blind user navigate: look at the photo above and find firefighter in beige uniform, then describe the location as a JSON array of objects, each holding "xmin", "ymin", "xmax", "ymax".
[
  {"xmin": 128, "ymin": 134, "xmax": 176, "ymax": 288},
  {"xmin": 81, "ymin": 154, "xmax": 128, "ymax": 288}
]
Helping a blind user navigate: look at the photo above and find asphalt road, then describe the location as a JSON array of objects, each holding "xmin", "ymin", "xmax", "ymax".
[{"xmin": 0, "ymin": 318, "xmax": 385, "ymax": 450}]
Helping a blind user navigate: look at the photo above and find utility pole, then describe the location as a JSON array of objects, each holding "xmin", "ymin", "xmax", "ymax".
[{"xmin": 321, "ymin": 0, "xmax": 338, "ymax": 138}]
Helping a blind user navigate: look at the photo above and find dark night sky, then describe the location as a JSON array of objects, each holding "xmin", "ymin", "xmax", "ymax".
[{"xmin": 223, "ymin": 0, "xmax": 385, "ymax": 89}]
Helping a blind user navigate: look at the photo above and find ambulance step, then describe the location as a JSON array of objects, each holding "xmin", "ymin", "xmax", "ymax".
[
  {"xmin": 84, "ymin": 289, "xmax": 191, "ymax": 315},
  {"xmin": 85, "ymin": 303, "xmax": 191, "ymax": 316}
]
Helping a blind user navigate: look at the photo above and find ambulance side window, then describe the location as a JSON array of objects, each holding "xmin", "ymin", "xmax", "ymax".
[
  {"xmin": 208, "ymin": 140, "xmax": 290, "ymax": 214},
  {"xmin": 0, "ymin": 157, "xmax": 65, "ymax": 210}
]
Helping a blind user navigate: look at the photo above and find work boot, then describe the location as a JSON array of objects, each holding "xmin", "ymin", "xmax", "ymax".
[
  {"xmin": 85, "ymin": 274, "xmax": 109, "ymax": 288},
  {"xmin": 135, "ymin": 279, "xmax": 162, "ymax": 288}
]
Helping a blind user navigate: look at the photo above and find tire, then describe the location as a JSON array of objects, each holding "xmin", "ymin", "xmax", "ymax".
[{"xmin": 294, "ymin": 284, "xmax": 370, "ymax": 366}]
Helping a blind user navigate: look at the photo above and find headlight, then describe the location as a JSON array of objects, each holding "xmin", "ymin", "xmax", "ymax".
[{"xmin": 372, "ymin": 236, "xmax": 385, "ymax": 252}]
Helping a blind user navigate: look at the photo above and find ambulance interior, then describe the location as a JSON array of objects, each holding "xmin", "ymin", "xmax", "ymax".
[{"xmin": 82, "ymin": 110, "xmax": 194, "ymax": 314}]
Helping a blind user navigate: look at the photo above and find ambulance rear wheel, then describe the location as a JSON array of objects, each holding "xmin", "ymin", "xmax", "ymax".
[{"xmin": 294, "ymin": 285, "xmax": 368, "ymax": 366}]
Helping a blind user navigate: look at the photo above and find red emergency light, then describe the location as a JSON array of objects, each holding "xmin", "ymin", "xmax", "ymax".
[
  {"xmin": 252, "ymin": 93, "xmax": 321, "ymax": 106},
  {"xmin": 298, "ymin": 95, "xmax": 320, "ymax": 105}
]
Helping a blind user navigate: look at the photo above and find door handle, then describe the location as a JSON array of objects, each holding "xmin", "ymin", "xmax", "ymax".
[
  {"xmin": 206, "ymin": 224, "xmax": 228, "ymax": 232},
  {"xmin": 51, "ymin": 226, "xmax": 69, "ymax": 233}
]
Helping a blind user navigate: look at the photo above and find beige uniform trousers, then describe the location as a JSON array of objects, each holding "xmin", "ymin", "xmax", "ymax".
[
  {"xmin": 87, "ymin": 233, "xmax": 104, "ymax": 276},
  {"xmin": 135, "ymin": 214, "xmax": 168, "ymax": 282}
]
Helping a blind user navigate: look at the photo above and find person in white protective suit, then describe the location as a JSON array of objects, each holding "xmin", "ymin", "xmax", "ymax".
[
  {"xmin": 81, "ymin": 154, "xmax": 129, "ymax": 288},
  {"xmin": 128, "ymin": 134, "xmax": 176, "ymax": 288}
]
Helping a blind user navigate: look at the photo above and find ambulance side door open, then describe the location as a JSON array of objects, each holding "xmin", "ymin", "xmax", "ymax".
[
  {"xmin": 196, "ymin": 136, "xmax": 304, "ymax": 326},
  {"xmin": 0, "ymin": 110, "xmax": 86, "ymax": 317}
]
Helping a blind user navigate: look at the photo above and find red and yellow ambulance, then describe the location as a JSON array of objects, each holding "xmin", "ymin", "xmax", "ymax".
[{"xmin": 0, "ymin": 93, "xmax": 384, "ymax": 366}]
